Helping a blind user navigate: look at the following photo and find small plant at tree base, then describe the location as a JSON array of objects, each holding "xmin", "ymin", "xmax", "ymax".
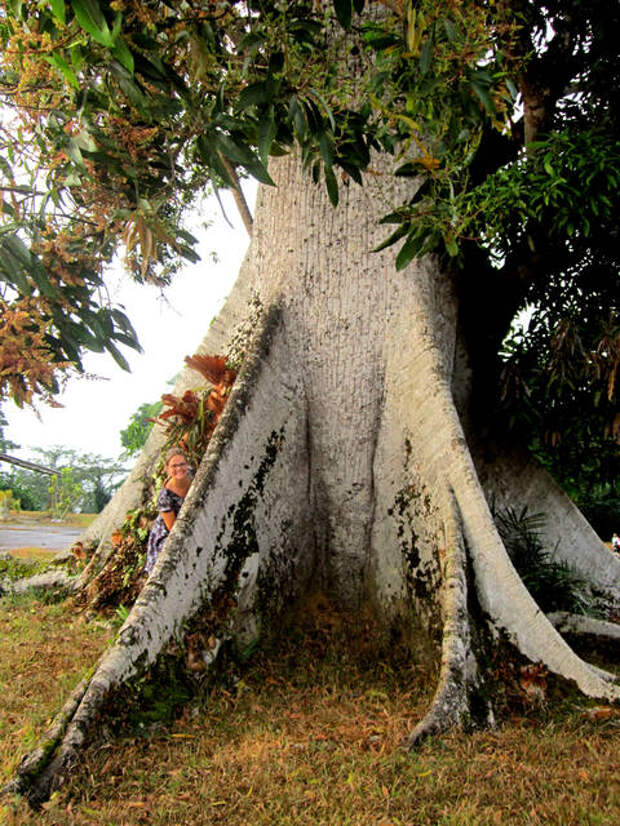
[
  {"xmin": 80, "ymin": 504, "xmax": 156, "ymax": 612},
  {"xmin": 494, "ymin": 506, "xmax": 591, "ymax": 615},
  {"xmin": 79, "ymin": 353, "xmax": 237, "ymax": 614}
]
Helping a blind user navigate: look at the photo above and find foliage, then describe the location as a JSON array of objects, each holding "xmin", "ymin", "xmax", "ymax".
[
  {"xmin": 33, "ymin": 445, "xmax": 127, "ymax": 512},
  {"xmin": 0, "ymin": 408, "xmax": 17, "ymax": 451},
  {"xmin": 0, "ymin": 446, "xmax": 125, "ymax": 513},
  {"xmin": 154, "ymin": 354, "xmax": 236, "ymax": 469},
  {"xmin": 119, "ymin": 399, "xmax": 163, "ymax": 457},
  {"xmin": 494, "ymin": 506, "xmax": 591, "ymax": 615},
  {"xmin": 0, "ymin": 0, "xmax": 616, "ymax": 483},
  {"xmin": 0, "ymin": 487, "xmax": 20, "ymax": 516},
  {"xmin": 80, "ymin": 503, "xmax": 155, "ymax": 611},
  {"xmin": 0, "ymin": 470, "xmax": 44, "ymax": 510},
  {"xmin": 576, "ymin": 491, "xmax": 620, "ymax": 545},
  {"xmin": 0, "ymin": 555, "xmax": 49, "ymax": 581}
]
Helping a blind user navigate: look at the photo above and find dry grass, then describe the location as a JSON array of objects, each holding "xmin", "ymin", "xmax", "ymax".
[
  {"xmin": 6, "ymin": 548, "xmax": 60, "ymax": 563},
  {"xmin": 0, "ymin": 595, "xmax": 618, "ymax": 826}
]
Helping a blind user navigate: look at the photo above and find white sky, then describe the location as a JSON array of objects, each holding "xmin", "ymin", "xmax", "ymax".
[{"xmin": 3, "ymin": 188, "xmax": 253, "ymax": 463}]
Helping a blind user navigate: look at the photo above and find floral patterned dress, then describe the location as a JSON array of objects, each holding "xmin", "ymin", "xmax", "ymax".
[{"xmin": 145, "ymin": 487, "xmax": 185, "ymax": 574}]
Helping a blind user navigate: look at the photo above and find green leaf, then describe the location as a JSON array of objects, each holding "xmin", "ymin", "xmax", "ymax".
[
  {"xmin": 419, "ymin": 37, "xmax": 433, "ymax": 76},
  {"xmin": 444, "ymin": 235, "xmax": 459, "ymax": 257},
  {"xmin": 324, "ymin": 164, "xmax": 338, "ymax": 206},
  {"xmin": 289, "ymin": 96, "xmax": 307, "ymax": 139},
  {"xmin": 238, "ymin": 81, "xmax": 271, "ymax": 110},
  {"xmin": 72, "ymin": 0, "xmax": 114, "ymax": 47},
  {"xmin": 111, "ymin": 37, "xmax": 134, "ymax": 74},
  {"xmin": 5, "ymin": 1, "xmax": 24, "ymax": 21},
  {"xmin": 2, "ymin": 234, "xmax": 32, "ymax": 269},
  {"xmin": 333, "ymin": 0, "xmax": 352, "ymax": 31},
  {"xmin": 258, "ymin": 106, "xmax": 277, "ymax": 164},
  {"xmin": 242, "ymin": 159, "xmax": 275, "ymax": 187},
  {"xmin": 50, "ymin": 0, "xmax": 66, "ymax": 25},
  {"xmin": 44, "ymin": 53, "xmax": 78, "ymax": 88},
  {"xmin": 73, "ymin": 325, "xmax": 105, "ymax": 351},
  {"xmin": 395, "ymin": 162, "xmax": 421, "ymax": 177},
  {"xmin": 543, "ymin": 153, "xmax": 554, "ymax": 176},
  {"xmin": 319, "ymin": 132, "xmax": 334, "ymax": 169},
  {"xmin": 443, "ymin": 18, "xmax": 458, "ymax": 44},
  {"xmin": 469, "ymin": 72, "xmax": 495, "ymax": 115},
  {"xmin": 105, "ymin": 341, "xmax": 131, "ymax": 371},
  {"xmin": 373, "ymin": 222, "xmax": 410, "ymax": 252},
  {"xmin": 215, "ymin": 134, "xmax": 275, "ymax": 185},
  {"xmin": 308, "ymin": 91, "xmax": 336, "ymax": 132},
  {"xmin": 0, "ymin": 261, "xmax": 26, "ymax": 296},
  {"xmin": 395, "ymin": 232, "xmax": 424, "ymax": 270},
  {"xmin": 65, "ymin": 138, "xmax": 85, "ymax": 168}
]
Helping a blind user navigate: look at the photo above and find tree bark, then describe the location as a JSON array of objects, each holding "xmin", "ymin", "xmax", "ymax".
[{"xmin": 7, "ymin": 151, "xmax": 620, "ymax": 807}]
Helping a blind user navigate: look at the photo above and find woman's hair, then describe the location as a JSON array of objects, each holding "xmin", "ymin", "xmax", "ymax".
[{"xmin": 164, "ymin": 447, "xmax": 187, "ymax": 466}]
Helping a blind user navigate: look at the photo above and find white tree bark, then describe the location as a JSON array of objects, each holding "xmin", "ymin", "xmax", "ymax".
[{"xmin": 8, "ymin": 151, "xmax": 619, "ymax": 806}]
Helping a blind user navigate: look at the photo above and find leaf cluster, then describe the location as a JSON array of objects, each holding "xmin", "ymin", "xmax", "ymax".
[{"xmin": 0, "ymin": 0, "xmax": 616, "ymax": 496}]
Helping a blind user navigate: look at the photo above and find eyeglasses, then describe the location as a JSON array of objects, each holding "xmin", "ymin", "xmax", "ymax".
[{"xmin": 169, "ymin": 462, "xmax": 188, "ymax": 469}]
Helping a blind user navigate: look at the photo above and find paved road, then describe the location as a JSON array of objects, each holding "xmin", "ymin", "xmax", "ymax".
[{"xmin": 0, "ymin": 520, "xmax": 82, "ymax": 553}]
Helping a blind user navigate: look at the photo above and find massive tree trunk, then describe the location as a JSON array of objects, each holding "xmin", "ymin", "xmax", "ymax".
[{"xmin": 7, "ymin": 153, "xmax": 619, "ymax": 807}]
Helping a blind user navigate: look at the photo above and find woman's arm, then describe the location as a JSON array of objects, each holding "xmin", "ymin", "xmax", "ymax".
[{"xmin": 161, "ymin": 511, "xmax": 176, "ymax": 532}]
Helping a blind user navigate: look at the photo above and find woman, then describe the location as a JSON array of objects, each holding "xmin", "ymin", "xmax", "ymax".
[{"xmin": 145, "ymin": 447, "xmax": 192, "ymax": 574}]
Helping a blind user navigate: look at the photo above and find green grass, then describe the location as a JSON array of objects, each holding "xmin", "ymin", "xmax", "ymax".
[{"xmin": 0, "ymin": 595, "xmax": 618, "ymax": 825}]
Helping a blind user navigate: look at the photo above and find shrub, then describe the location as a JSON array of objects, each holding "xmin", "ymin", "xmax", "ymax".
[{"xmin": 494, "ymin": 506, "xmax": 591, "ymax": 614}]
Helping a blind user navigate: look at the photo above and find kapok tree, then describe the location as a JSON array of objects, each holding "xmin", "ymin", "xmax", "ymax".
[{"xmin": 0, "ymin": 0, "xmax": 618, "ymax": 807}]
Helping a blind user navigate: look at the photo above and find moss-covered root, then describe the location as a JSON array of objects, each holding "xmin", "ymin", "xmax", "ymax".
[
  {"xmin": 1, "ymin": 677, "xmax": 89, "ymax": 803},
  {"xmin": 404, "ymin": 488, "xmax": 484, "ymax": 748}
]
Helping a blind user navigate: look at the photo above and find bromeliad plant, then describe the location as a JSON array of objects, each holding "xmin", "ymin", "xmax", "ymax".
[{"xmin": 153, "ymin": 355, "xmax": 237, "ymax": 470}]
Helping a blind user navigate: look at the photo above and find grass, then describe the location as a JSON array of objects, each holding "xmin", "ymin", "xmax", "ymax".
[
  {"xmin": 2, "ymin": 511, "xmax": 96, "ymax": 529},
  {"xmin": 0, "ymin": 596, "xmax": 618, "ymax": 825}
]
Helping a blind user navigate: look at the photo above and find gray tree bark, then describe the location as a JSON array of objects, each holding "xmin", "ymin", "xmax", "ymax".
[{"xmin": 6, "ymin": 151, "xmax": 619, "ymax": 808}]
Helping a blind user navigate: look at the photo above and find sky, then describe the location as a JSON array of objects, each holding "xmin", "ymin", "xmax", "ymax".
[{"xmin": 3, "ymin": 188, "xmax": 253, "ymax": 464}]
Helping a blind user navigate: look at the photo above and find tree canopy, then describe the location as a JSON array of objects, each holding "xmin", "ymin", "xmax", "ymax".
[
  {"xmin": 0, "ymin": 444, "xmax": 127, "ymax": 511},
  {"xmin": 0, "ymin": 0, "xmax": 617, "ymax": 479}
]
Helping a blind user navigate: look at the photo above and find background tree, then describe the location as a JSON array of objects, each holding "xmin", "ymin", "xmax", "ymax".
[
  {"xmin": 119, "ymin": 399, "xmax": 164, "ymax": 457},
  {"xmin": 1, "ymin": 0, "xmax": 618, "ymax": 808},
  {"xmin": 0, "ymin": 466, "xmax": 48, "ymax": 511},
  {"xmin": 32, "ymin": 446, "xmax": 127, "ymax": 513}
]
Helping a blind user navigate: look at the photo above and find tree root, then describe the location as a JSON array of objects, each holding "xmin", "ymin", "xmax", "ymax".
[
  {"xmin": 547, "ymin": 611, "xmax": 620, "ymax": 646},
  {"xmin": 7, "ymin": 303, "xmax": 313, "ymax": 807},
  {"xmin": 404, "ymin": 487, "xmax": 486, "ymax": 748},
  {"xmin": 0, "ymin": 568, "xmax": 75, "ymax": 598}
]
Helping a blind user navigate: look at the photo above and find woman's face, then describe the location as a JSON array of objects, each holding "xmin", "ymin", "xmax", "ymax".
[{"xmin": 167, "ymin": 455, "xmax": 189, "ymax": 480}]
